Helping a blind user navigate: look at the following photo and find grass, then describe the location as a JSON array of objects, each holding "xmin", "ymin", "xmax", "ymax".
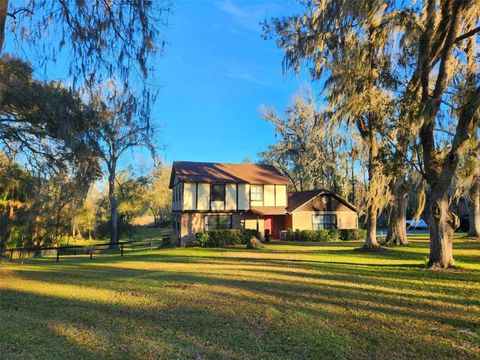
[
  {"xmin": 60, "ymin": 227, "xmax": 171, "ymax": 246},
  {"xmin": 1, "ymin": 233, "xmax": 479, "ymax": 359}
]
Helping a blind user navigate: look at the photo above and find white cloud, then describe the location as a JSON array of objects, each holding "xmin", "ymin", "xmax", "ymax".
[
  {"xmin": 216, "ymin": 0, "xmax": 280, "ymax": 33},
  {"xmin": 218, "ymin": 0, "xmax": 249, "ymax": 19}
]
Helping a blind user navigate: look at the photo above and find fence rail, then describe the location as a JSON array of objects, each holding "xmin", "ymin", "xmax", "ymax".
[{"xmin": 1, "ymin": 237, "xmax": 170, "ymax": 263}]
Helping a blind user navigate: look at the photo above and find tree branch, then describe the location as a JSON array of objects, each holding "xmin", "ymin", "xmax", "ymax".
[{"xmin": 455, "ymin": 26, "xmax": 480, "ymax": 43}]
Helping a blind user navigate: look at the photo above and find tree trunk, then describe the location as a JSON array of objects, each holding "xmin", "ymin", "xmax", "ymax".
[
  {"xmin": 385, "ymin": 179, "xmax": 408, "ymax": 246},
  {"xmin": 427, "ymin": 191, "xmax": 459, "ymax": 268},
  {"xmin": 0, "ymin": 0, "xmax": 7, "ymax": 53},
  {"xmin": 468, "ymin": 175, "xmax": 480, "ymax": 238},
  {"xmin": 364, "ymin": 125, "xmax": 379, "ymax": 248},
  {"xmin": 0, "ymin": 211, "xmax": 8, "ymax": 249},
  {"xmin": 365, "ymin": 204, "xmax": 378, "ymax": 247},
  {"xmin": 109, "ymin": 173, "xmax": 119, "ymax": 248}
]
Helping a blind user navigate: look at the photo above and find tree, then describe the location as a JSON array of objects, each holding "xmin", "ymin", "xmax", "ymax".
[
  {"xmin": 147, "ymin": 165, "xmax": 172, "ymax": 226},
  {"xmin": 411, "ymin": 1, "xmax": 480, "ymax": 267},
  {"xmin": 0, "ymin": 154, "xmax": 33, "ymax": 248},
  {"xmin": 467, "ymin": 175, "xmax": 480, "ymax": 238},
  {"xmin": 260, "ymin": 88, "xmax": 352, "ymax": 197},
  {"xmin": 455, "ymin": 127, "xmax": 480, "ymax": 239},
  {"xmin": 266, "ymin": 0, "xmax": 480, "ymax": 264},
  {"xmin": 0, "ymin": 56, "xmax": 100, "ymax": 175},
  {"xmin": 1, "ymin": 1, "xmax": 170, "ymax": 124},
  {"xmin": 264, "ymin": 0, "xmax": 399, "ymax": 248},
  {"xmin": 92, "ymin": 87, "xmax": 157, "ymax": 247}
]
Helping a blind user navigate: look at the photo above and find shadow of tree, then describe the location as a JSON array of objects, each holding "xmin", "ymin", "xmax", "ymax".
[{"xmin": 2, "ymin": 240, "xmax": 480, "ymax": 359}]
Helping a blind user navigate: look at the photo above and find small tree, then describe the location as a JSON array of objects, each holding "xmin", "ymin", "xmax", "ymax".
[
  {"xmin": 93, "ymin": 87, "xmax": 157, "ymax": 247},
  {"xmin": 148, "ymin": 165, "xmax": 172, "ymax": 227}
]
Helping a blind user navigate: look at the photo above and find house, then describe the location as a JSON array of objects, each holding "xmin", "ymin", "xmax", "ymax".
[{"xmin": 169, "ymin": 161, "xmax": 358, "ymax": 244}]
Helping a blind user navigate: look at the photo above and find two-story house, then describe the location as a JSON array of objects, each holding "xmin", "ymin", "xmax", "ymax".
[{"xmin": 170, "ymin": 161, "xmax": 358, "ymax": 244}]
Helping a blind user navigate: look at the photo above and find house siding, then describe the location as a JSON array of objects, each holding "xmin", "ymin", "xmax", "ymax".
[
  {"xmin": 289, "ymin": 194, "xmax": 358, "ymax": 231},
  {"xmin": 177, "ymin": 212, "xmax": 262, "ymax": 246},
  {"xmin": 197, "ymin": 183, "xmax": 210, "ymax": 210},
  {"xmin": 182, "ymin": 182, "xmax": 197, "ymax": 210},
  {"xmin": 225, "ymin": 183, "xmax": 237, "ymax": 210},
  {"xmin": 238, "ymin": 183, "xmax": 249, "ymax": 210},
  {"xmin": 275, "ymin": 185, "xmax": 287, "ymax": 207},
  {"xmin": 264, "ymin": 185, "xmax": 275, "ymax": 206}
]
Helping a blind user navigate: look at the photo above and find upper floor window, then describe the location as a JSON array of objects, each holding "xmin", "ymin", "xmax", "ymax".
[
  {"xmin": 211, "ymin": 184, "xmax": 225, "ymax": 202},
  {"xmin": 251, "ymin": 185, "xmax": 263, "ymax": 201},
  {"xmin": 312, "ymin": 214, "xmax": 337, "ymax": 230}
]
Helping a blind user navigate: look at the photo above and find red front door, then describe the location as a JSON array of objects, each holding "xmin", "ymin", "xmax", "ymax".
[
  {"xmin": 264, "ymin": 216, "xmax": 285, "ymax": 239},
  {"xmin": 273, "ymin": 216, "xmax": 285, "ymax": 239},
  {"xmin": 264, "ymin": 216, "xmax": 273, "ymax": 237}
]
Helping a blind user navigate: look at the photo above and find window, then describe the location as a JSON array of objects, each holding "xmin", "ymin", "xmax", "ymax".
[
  {"xmin": 251, "ymin": 185, "xmax": 263, "ymax": 201},
  {"xmin": 312, "ymin": 214, "xmax": 337, "ymax": 230},
  {"xmin": 205, "ymin": 215, "xmax": 232, "ymax": 230},
  {"xmin": 211, "ymin": 184, "xmax": 225, "ymax": 202}
]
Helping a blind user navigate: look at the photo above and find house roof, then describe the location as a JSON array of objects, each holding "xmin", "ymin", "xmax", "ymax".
[
  {"xmin": 169, "ymin": 161, "xmax": 291, "ymax": 188},
  {"xmin": 287, "ymin": 189, "xmax": 357, "ymax": 213},
  {"xmin": 250, "ymin": 206, "xmax": 287, "ymax": 215}
]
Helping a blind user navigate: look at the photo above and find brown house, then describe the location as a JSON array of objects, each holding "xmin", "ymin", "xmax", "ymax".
[{"xmin": 169, "ymin": 161, "xmax": 358, "ymax": 245}]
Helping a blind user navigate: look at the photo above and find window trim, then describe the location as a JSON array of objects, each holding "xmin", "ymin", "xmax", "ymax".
[
  {"xmin": 204, "ymin": 214, "xmax": 232, "ymax": 231},
  {"xmin": 312, "ymin": 214, "xmax": 337, "ymax": 230},
  {"xmin": 250, "ymin": 184, "xmax": 264, "ymax": 202},
  {"xmin": 211, "ymin": 183, "xmax": 226, "ymax": 202}
]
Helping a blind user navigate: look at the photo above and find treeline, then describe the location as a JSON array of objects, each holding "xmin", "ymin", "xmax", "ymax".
[
  {"xmin": 1, "ymin": 2, "xmax": 170, "ymax": 248},
  {"xmin": 262, "ymin": 0, "xmax": 479, "ymax": 268},
  {"xmin": 0, "ymin": 158, "xmax": 171, "ymax": 249}
]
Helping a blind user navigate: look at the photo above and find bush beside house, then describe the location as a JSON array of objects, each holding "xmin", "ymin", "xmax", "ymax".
[
  {"xmin": 196, "ymin": 229, "xmax": 260, "ymax": 248},
  {"xmin": 281, "ymin": 228, "xmax": 367, "ymax": 242},
  {"xmin": 195, "ymin": 228, "xmax": 367, "ymax": 247}
]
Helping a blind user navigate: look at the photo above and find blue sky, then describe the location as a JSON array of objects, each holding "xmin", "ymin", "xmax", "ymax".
[
  {"xmin": 155, "ymin": 0, "xmax": 308, "ymax": 165},
  {"xmin": 4, "ymin": 0, "xmax": 310, "ymax": 171}
]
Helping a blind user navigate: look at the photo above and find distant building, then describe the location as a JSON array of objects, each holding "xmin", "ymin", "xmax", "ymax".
[{"xmin": 169, "ymin": 161, "xmax": 358, "ymax": 245}]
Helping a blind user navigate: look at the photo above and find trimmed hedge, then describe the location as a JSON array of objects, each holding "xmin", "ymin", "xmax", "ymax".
[
  {"xmin": 284, "ymin": 229, "xmax": 338, "ymax": 242},
  {"xmin": 339, "ymin": 229, "xmax": 367, "ymax": 241},
  {"xmin": 196, "ymin": 229, "xmax": 260, "ymax": 248},
  {"xmin": 283, "ymin": 228, "xmax": 366, "ymax": 242}
]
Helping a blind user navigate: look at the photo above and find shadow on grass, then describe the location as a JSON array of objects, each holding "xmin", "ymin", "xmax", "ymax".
[{"xmin": 3, "ymin": 263, "xmax": 480, "ymax": 359}]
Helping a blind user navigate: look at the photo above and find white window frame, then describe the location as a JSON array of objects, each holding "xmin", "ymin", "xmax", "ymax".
[
  {"xmin": 251, "ymin": 185, "xmax": 263, "ymax": 201},
  {"xmin": 312, "ymin": 214, "xmax": 337, "ymax": 230}
]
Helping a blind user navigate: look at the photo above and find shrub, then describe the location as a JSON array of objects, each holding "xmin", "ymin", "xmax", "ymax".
[
  {"xmin": 195, "ymin": 229, "xmax": 260, "ymax": 248},
  {"xmin": 328, "ymin": 229, "xmax": 340, "ymax": 241},
  {"xmin": 195, "ymin": 232, "xmax": 210, "ymax": 247},
  {"xmin": 284, "ymin": 229, "xmax": 338, "ymax": 242},
  {"xmin": 339, "ymin": 229, "xmax": 367, "ymax": 241}
]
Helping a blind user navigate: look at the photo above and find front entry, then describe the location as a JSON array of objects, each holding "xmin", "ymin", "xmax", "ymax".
[{"xmin": 263, "ymin": 215, "xmax": 285, "ymax": 239}]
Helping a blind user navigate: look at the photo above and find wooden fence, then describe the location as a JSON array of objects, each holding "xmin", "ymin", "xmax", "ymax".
[{"xmin": 0, "ymin": 237, "xmax": 170, "ymax": 263}]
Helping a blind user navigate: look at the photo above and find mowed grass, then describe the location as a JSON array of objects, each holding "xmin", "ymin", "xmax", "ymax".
[
  {"xmin": 60, "ymin": 227, "xmax": 171, "ymax": 246},
  {"xmin": 1, "ymin": 234, "xmax": 480, "ymax": 359}
]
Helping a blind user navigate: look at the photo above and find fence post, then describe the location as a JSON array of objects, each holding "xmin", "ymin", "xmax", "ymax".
[
  {"xmin": 121, "ymin": 243, "xmax": 124, "ymax": 256},
  {"xmin": 90, "ymin": 246, "xmax": 93, "ymax": 260},
  {"xmin": 56, "ymin": 248, "xmax": 60, "ymax": 262}
]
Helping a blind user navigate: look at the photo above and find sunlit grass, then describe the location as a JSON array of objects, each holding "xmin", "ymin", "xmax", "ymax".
[
  {"xmin": 1, "ymin": 233, "xmax": 479, "ymax": 359},
  {"xmin": 60, "ymin": 227, "xmax": 171, "ymax": 246}
]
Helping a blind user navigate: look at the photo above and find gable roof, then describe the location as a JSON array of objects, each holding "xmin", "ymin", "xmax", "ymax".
[
  {"xmin": 287, "ymin": 189, "xmax": 357, "ymax": 213},
  {"xmin": 169, "ymin": 161, "xmax": 291, "ymax": 188}
]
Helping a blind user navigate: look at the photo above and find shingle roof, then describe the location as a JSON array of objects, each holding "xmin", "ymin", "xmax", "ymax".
[
  {"xmin": 287, "ymin": 189, "xmax": 357, "ymax": 212},
  {"xmin": 250, "ymin": 206, "xmax": 287, "ymax": 215},
  {"xmin": 169, "ymin": 161, "xmax": 291, "ymax": 188}
]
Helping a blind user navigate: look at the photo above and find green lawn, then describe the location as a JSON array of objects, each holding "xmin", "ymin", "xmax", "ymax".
[
  {"xmin": 60, "ymin": 227, "xmax": 171, "ymax": 246},
  {"xmin": 1, "ymin": 234, "xmax": 479, "ymax": 359}
]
